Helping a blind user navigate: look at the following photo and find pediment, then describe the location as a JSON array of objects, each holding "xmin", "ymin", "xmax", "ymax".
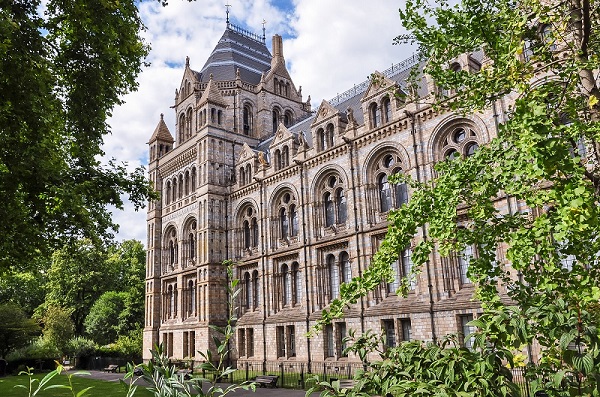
[
  {"xmin": 311, "ymin": 100, "xmax": 339, "ymax": 126},
  {"xmin": 270, "ymin": 123, "xmax": 294, "ymax": 148},
  {"xmin": 238, "ymin": 143, "xmax": 256, "ymax": 164},
  {"xmin": 361, "ymin": 71, "xmax": 397, "ymax": 102}
]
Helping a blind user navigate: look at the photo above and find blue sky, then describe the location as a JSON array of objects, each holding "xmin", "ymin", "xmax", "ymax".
[{"xmin": 106, "ymin": 0, "xmax": 413, "ymax": 244}]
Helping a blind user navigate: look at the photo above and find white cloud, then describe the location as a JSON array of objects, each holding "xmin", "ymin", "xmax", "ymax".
[{"xmin": 105, "ymin": 0, "xmax": 413, "ymax": 245}]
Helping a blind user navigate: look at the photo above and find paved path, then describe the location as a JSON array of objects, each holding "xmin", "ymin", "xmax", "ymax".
[{"xmin": 74, "ymin": 370, "xmax": 313, "ymax": 397}]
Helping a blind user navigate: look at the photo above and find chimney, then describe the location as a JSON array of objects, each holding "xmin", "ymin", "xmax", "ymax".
[{"xmin": 272, "ymin": 34, "xmax": 284, "ymax": 59}]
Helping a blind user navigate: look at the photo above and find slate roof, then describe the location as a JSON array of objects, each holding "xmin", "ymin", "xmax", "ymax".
[
  {"xmin": 198, "ymin": 27, "xmax": 272, "ymax": 85},
  {"xmin": 148, "ymin": 114, "xmax": 174, "ymax": 143},
  {"xmin": 282, "ymin": 54, "xmax": 428, "ymax": 149}
]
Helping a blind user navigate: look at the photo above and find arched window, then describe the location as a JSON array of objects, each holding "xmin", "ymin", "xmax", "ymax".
[
  {"xmin": 272, "ymin": 108, "xmax": 280, "ymax": 133},
  {"xmin": 243, "ymin": 220, "xmax": 251, "ymax": 249},
  {"xmin": 179, "ymin": 113, "xmax": 185, "ymax": 143},
  {"xmin": 326, "ymin": 124, "xmax": 334, "ymax": 148},
  {"xmin": 324, "ymin": 192, "xmax": 335, "ymax": 227},
  {"xmin": 382, "ymin": 97, "xmax": 391, "ymax": 123},
  {"xmin": 318, "ymin": 128, "xmax": 326, "ymax": 151},
  {"xmin": 340, "ymin": 252, "xmax": 351, "ymax": 283},
  {"xmin": 252, "ymin": 270, "xmax": 259, "ymax": 308},
  {"xmin": 246, "ymin": 164, "xmax": 251, "ymax": 182},
  {"xmin": 210, "ymin": 108, "xmax": 216, "ymax": 123},
  {"xmin": 189, "ymin": 231, "xmax": 196, "ymax": 260},
  {"xmin": 280, "ymin": 208, "xmax": 289, "ymax": 238},
  {"xmin": 243, "ymin": 104, "xmax": 253, "ymax": 135},
  {"xmin": 378, "ymin": 174, "xmax": 392, "ymax": 212},
  {"xmin": 321, "ymin": 175, "xmax": 347, "ymax": 228},
  {"xmin": 282, "ymin": 146, "xmax": 289, "ymax": 168},
  {"xmin": 184, "ymin": 171, "xmax": 190, "ymax": 195},
  {"xmin": 402, "ymin": 249, "xmax": 415, "ymax": 290},
  {"xmin": 186, "ymin": 108, "xmax": 193, "ymax": 139},
  {"xmin": 458, "ymin": 245, "xmax": 473, "ymax": 285},
  {"xmin": 244, "ymin": 272, "xmax": 252, "ymax": 310},
  {"xmin": 169, "ymin": 240, "xmax": 176, "ymax": 265},
  {"xmin": 285, "ymin": 83, "xmax": 291, "ymax": 97},
  {"xmin": 388, "ymin": 259, "xmax": 400, "ymax": 294},
  {"xmin": 168, "ymin": 285, "xmax": 174, "ymax": 318},
  {"xmin": 395, "ymin": 179, "xmax": 409, "ymax": 207},
  {"xmin": 275, "ymin": 192, "xmax": 298, "ymax": 242},
  {"xmin": 239, "ymin": 167, "xmax": 246, "ymax": 186},
  {"xmin": 370, "ymin": 102, "xmax": 380, "ymax": 128},
  {"xmin": 292, "ymin": 262, "xmax": 301, "ymax": 305},
  {"xmin": 282, "ymin": 264, "xmax": 291, "ymax": 306},
  {"xmin": 439, "ymin": 125, "xmax": 480, "ymax": 161},
  {"xmin": 336, "ymin": 188, "xmax": 347, "ymax": 224},
  {"xmin": 252, "ymin": 218, "xmax": 259, "ymax": 247},
  {"xmin": 172, "ymin": 178, "xmax": 177, "ymax": 202},
  {"xmin": 178, "ymin": 174, "xmax": 184, "ymax": 199},
  {"xmin": 274, "ymin": 149, "xmax": 282, "ymax": 171},
  {"xmin": 166, "ymin": 181, "xmax": 172, "ymax": 205},
  {"xmin": 284, "ymin": 111, "xmax": 293, "ymax": 127},
  {"xmin": 327, "ymin": 254, "xmax": 339, "ymax": 299},
  {"xmin": 191, "ymin": 167, "xmax": 197, "ymax": 190},
  {"xmin": 290, "ymin": 204, "xmax": 298, "ymax": 237}
]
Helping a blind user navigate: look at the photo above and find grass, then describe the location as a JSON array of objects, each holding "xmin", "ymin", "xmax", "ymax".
[{"xmin": 0, "ymin": 372, "xmax": 154, "ymax": 397}]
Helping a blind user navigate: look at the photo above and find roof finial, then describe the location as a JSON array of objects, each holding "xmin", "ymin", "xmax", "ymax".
[
  {"xmin": 160, "ymin": 113, "xmax": 164, "ymax": 120},
  {"xmin": 262, "ymin": 19, "xmax": 266, "ymax": 43},
  {"xmin": 225, "ymin": 4, "xmax": 231, "ymax": 27}
]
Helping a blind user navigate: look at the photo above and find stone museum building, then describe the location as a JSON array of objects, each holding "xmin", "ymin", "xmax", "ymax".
[{"xmin": 144, "ymin": 19, "xmax": 512, "ymax": 366}]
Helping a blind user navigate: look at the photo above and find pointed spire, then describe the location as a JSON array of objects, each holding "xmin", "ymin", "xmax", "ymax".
[
  {"xmin": 149, "ymin": 113, "xmax": 174, "ymax": 144},
  {"xmin": 185, "ymin": 56, "xmax": 190, "ymax": 67},
  {"xmin": 225, "ymin": 4, "xmax": 231, "ymax": 27},
  {"xmin": 198, "ymin": 74, "xmax": 227, "ymax": 107}
]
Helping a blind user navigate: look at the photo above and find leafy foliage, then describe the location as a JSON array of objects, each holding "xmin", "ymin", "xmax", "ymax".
[
  {"xmin": 0, "ymin": 0, "xmax": 157, "ymax": 273},
  {"xmin": 84, "ymin": 291, "xmax": 128, "ymax": 346},
  {"xmin": 0, "ymin": 303, "xmax": 39, "ymax": 358},
  {"xmin": 318, "ymin": 0, "xmax": 600, "ymax": 395},
  {"xmin": 41, "ymin": 306, "xmax": 75, "ymax": 356}
]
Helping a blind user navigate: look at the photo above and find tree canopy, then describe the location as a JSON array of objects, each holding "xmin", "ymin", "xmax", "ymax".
[
  {"xmin": 0, "ymin": 0, "xmax": 156, "ymax": 273},
  {"xmin": 324, "ymin": 0, "xmax": 600, "ymax": 395},
  {"xmin": 0, "ymin": 303, "xmax": 39, "ymax": 358}
]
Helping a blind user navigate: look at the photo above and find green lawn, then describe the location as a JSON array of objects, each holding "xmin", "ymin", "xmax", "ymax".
[{"xmin": 0, "ymin": 373, "xmax": 154, "ymax": 397}]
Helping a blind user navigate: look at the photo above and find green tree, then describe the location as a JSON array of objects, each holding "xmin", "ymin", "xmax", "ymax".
[
  {"xmin": 105, "ymin": 240, "xmax": 146, "ymax": 328},
  {"xmin": 0, "ymin": 303, "xmax": 40, "ymax": 358},
  {"xmin": 324, "ymin": 0, "xmax": 600, "ymax": 395},
  {"xmin": 0, "ymin": 0, "xmax": 156, "ymax": 273},
  {"xmin": 45, "ymin": 240, "xmax": 113, "ymax": 335},
  {"xmin": 41, "ymin": 305, "xmax": 75, "ymax": 356},
  {"xmin": 0, "ymin": 259, "xmax": 49, "ymax": 315},
  {"xmin": 84, "ymin": 291, "xmax": 128, "ymax": 345}
]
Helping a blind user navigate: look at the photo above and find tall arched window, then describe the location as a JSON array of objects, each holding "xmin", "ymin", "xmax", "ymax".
[
  {"xmin": 282, "ymin": 146, "xmax": 289, "ymax": 168},
  {"xmin": 243, "ymin": 104, "xmax": 253, "ymax": 135},
  {"xmin": 178, "ymin": 174, "xmax": 184, "ymax": 199},
  {"xmin": 289, "ymin": 205, "xmax": 298, "ymax": 237},
  {"xmin": 172, "ymin": 179, "xmax": 177, "ymax": 203},
  {"xmin": 282, "ymin": 264, "xmax": 291, "ymax": 306},
  {"xmin": 168, "ymin": 285, "xmax": 174, "ymax": 318},
  {"xmin": 239, "ymin": 167, "xmax": 246, "ymax": 186},
  {"xmin": 188, "ymin": 279, "xmax": 195, "ymax": 316},
  {"xmin": 246, "ymin": 164, "xmax": 251, "ymax": 181},
  {"xmin": 165, "ymin": 181, "xmax": 172, "ymax": 205},
  {"xmin": 328, "ymin": 254, "xmax": 339, "ymax": 299},
  {"xmin": 340, "ymin": 252, "xmax": 351, "ymax": 283},
  {"xmin": 251, "ymin": 218, "xmax": 259, "ymax": 247},
  {"xmin": 292, "ymin": 262, "xmax": 301, "ymax": 305},
  {"xmin": 280, "ymin": 208, "xmax": 289, "ymax": 238},
  {"xmin": 458, "ymin": 245, "xmax": 473, "ymax": 285},
  {"xmin": 272, "ymin": 108, "xmax": 280, "ymax": 133},
  {"xmin": 184, "ymin": 171, "xmax": 190, "ymax": 195},
  {"xmin": 378, "ymin": 174, "xmax": 392, "ymax": 212},
  {"xmin": 370, "ymin": 103, "xmax": 380, "ymax": 128},
  {"xmin": 326, "ymin": 124, "xmax": 334, "ymax": 148},
  {"xmin": 186, "ymin": 108, "xmax": 193, "ymax": 139},
  {"xmin": 179, "ymin": 113, "xmax": 185, "ymax": 143},
  {"xmin": 274, "ymin": 149, "xmax": 282, "ymax": 171},
  {"xmin": 244, "ymin": 272, "xmax": 252, "ymax": 310},
  {"xmin": 189, "ymin": 231, "xmax": 196, "ymax": 261},
  {"xmin": 336, "ymin": 188, "xmax": 347, "ymax": 224},
  {"xmin": 382, "ymin": 96, "xmax": 391, "ymax": 123},
  {"xmin": 169, "ymin": 240, "xmax": 176, "ymax": 265},
  {"xmin": 191, "ymin": 167, "xmax": 197, "ymax": 190},
  {"xmin": 318, "ymin": 128, "xmax": 326, "ymax": 151},
  {"xmin": 324, "ymin": 192, "xmax": 335, "ymax": 227},
  {"xmin": 243, "ymin": 220, "xmax": 251, "ymax": 249},
  {"xmin": 252, "ymin": 270, "xmax": 259, "ymax": 308}
]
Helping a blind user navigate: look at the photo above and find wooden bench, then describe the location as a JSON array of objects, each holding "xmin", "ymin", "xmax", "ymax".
[
  {"xmin": 103, "ymin": 364, "xmax": 119, "ymax": 373},
  {"xmin": 254, "ymin": 375, "xmax": 278, "ymax": 388}
]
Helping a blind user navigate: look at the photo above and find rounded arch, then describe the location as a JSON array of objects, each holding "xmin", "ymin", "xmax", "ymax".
[
  {"xmin": 428, "ymin": 115, "xmax": 490, "ymax": 163},
  {"xmin": 268, "ymin": 183, "xmax": 300, "ymax": 213},
  {"xmin": 233, "ymin": 198, "xmax": 260, "ymax": 219},
  {"xmin": 362, "ymin": 142, "xmax": 412, "ymax": 182},
  {"xmin": 309, "ymin": 165, "xmax": 350, "ymax": 203}
]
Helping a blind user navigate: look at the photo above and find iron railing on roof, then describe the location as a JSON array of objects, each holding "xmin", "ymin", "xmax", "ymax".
[
  {"xmin": 328, "ymin": 53, "xmax": 420, "ymax": 106},
  {"xmin": 228, "ymin": 22, "xmax": 265, "ymax": 44}
]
